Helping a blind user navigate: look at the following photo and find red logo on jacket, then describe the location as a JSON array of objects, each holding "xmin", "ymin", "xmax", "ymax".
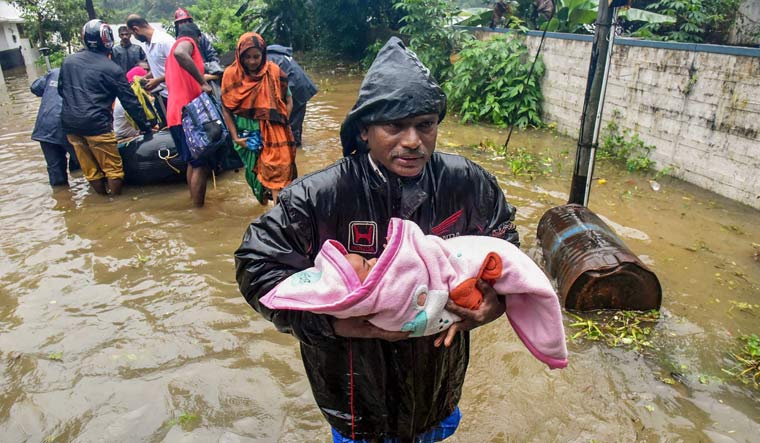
[
  {"xmin": 348, "ymin": 221, "xmax": 377, "ymax": 254},
  {"xmin": 431, "ymin": 209, "xmax": 464, "ymax": 238}
]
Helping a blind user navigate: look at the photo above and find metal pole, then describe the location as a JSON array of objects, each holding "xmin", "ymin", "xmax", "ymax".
[
  {"xmin": 39, "ymin": 47, "xmax": 52, "ymax": 72},
  {"xmin": 567, "ymin": 0, "xmax": 615, "ymax": 206},
  {"xmin": 582, "ymin": 8, "xmax": 618, "ymax": 206}
]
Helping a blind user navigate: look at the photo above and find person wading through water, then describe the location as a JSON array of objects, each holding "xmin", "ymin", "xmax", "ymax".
[
  {"xmin": 234, "ymin": 37, "xmax": 521, "ymax": 442},
  {"xmin": 58, "ymin": 19, "xmax": 152, "ymax": 196},
  {"xmin": 221, "ymin": 32, "xmax": 296, "ymax": 205},
  {"xmin": 164, "ymin": 22, "xmax": 214, "ymax": 207}
]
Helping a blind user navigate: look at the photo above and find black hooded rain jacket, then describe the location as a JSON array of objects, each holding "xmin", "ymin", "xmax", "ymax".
[
  {"xmin": 235, "ymin": 36, "xmax": 519, "ymax": 440},
  {"xmin": 235, "ymin": 153, "xmax": 519, "ymax": 439}
]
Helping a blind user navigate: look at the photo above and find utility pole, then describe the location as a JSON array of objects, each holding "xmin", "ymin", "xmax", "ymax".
[
  {"xmin": 85, "ymin": 0, "xmax": 97, "ymax": 20},
  {"xmin": 567, "ymin": 0, "xmax": 616, "ymax": 205},
  {"xmin": 536, "ymin": 0, "xmax": 662, "ymax": 312}
]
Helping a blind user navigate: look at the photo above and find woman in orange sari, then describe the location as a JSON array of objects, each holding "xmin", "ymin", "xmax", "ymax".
[{"xmin": 221, "ymin": 32, "xmax": 296, "ymax": 204}]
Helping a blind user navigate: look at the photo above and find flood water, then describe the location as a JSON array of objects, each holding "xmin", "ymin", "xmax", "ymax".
[{"xmin": 1, "ymin": 64, "xmax": 758, "ymax": 442}]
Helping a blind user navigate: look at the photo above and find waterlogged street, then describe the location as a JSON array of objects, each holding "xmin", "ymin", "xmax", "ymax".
[{"xmin": 0, "ymin": 64, "xmax": 759, "ymax": 442}]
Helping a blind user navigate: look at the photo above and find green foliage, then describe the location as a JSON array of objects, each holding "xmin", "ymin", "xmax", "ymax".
[
  {"xmin": 599, "ymin": 114, "xmax": 657, "ymax": 172},
  {"xmin": 164, "ymin": 412, "xmax": 200, "ymax": 430},
  {"xmin": 99, "ymin": 0, "xmax": 192, "ymax": 21},
  {"xmin": 444, "ymin": 35, "xmax": 544, "ymax": 128},
  {"xmin": 722, "ymin": 334, "xmax": 760, "ymax": 389},
  {"xmin": 545, "ymin": 0, "xmax": 597, "ymax": 33},
  {"xmin": 568, "ymin": 310, "xmax": 661, "ymax": 352},
  {"xmin": 107, "ymin": 0, "xmax": 405, "ymax": 57},
  {"xmin": 312, "ymin": 1, "xmax": 374, "ymax": 57},
  {"xmin": 256, "ymin": 0, "xmax": 314, "ymax": 51},
  {"xmin": 477, "ymin": 139, "xmax": 554, "ymax": 177},
  {"xmin": 13, "ymin": 0, "xmax": 100, "ymax": 48},
  {"xmin": 187, "ymin": 0, "xmax": 260, "ymax": 54},
  {"xmin": 394, "ymin": 0, "xmax": 467, "ymax": 81},
  {"xmin": 634, "ymin": 0, "xmax": 743, "ymax": 44},
  {"xmin": 35, "ymin": 47, "xmax": 66, "ymax": 69},
  {"xmin": 361, "ymin": 39, "xmax": 386, "ymax": 71},
  {"xmin": 252, "ymin": 0, "xmax": 401, "ymax": 57}
]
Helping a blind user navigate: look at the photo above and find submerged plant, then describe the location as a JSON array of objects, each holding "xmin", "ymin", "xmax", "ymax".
[
  {"xmin": 164, "ymin": 411, "xmax": 200, "ymax": 430},
  {"xmin": 722, "ymin": 334, "xmax": 760, "ymax": 389},
  {"xmin": 599, "ymin": 117, "xmax": 657, "ymax": 173},
  {"xmin": 477, "ymin": 139, "xmax": 553, "ymax": 177},
  {"xmin": 567, "ymin": 310, "xmax": 661, "ymax": 352}
]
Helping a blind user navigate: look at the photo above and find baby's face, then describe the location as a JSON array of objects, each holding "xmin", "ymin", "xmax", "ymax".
[{"xmin": 345, "ymin": 253, "xmax": 378, "ymax": 282}]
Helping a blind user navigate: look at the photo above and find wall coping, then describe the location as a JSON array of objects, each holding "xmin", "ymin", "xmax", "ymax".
[{"xmin": 454, "ymin": 25, "xmax": 760, "ymax": 58}]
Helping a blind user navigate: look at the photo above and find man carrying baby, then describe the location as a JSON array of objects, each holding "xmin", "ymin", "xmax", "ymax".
[{"xmin": 235, "ymin": 37, "xmax": 520, "ymax": 442}]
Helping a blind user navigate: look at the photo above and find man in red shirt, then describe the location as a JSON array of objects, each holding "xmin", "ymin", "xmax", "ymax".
[{"xmin": 164, "ymin": 22, "xmax": 213, "ymax": 207}]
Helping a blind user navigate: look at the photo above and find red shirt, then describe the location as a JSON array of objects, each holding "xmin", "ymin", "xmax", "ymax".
[{"xmin": 164, "ymin": 37, "xmax": 204, "ymax": 127}]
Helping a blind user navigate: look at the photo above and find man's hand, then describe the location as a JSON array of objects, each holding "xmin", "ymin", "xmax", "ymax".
[
  {"xmin": 434, "ymin": 279, "xmax": 506, "ymax": 348},
  {"xmin": 144, "ymin": 77, "xmax": 162, "ymax": 92},
  {"xmin": 332, "ymin": 316, "xmax": 411, "ymax": 341},
  {"xmin": 201, "ymin": 81, "xmax": 213, "ymax": 94}
]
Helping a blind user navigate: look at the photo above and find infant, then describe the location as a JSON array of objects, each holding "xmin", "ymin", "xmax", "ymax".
[{"xmin": 261, "ymin": 217, "xmax": 568, "ymax": 369}]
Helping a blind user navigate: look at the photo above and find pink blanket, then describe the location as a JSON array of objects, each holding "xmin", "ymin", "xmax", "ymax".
[{"xmin": 261, "ymin": 218, "xmax": 568, "ymax": 369}]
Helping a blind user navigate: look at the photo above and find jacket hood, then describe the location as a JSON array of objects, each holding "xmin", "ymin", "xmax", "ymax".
[
  {"xmin": 340, "ymin": 37, "xmax": 447, "ymax": 157},
  {"xmin": 267, "ymin": 44, "xmax": 293, "ymax": 57}
]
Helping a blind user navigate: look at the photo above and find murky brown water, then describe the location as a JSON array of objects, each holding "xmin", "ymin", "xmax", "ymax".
[{"xmin": 1, "ymin": 64, "xmax": 758, "ymax": 442}]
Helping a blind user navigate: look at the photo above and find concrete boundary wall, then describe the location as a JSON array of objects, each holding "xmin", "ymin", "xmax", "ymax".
[{"xmin": 457, "ymin": 26, "xmax": 760, "ymax": 210}]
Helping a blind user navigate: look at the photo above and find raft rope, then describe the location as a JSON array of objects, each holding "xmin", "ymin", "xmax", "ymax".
[
  {"xmin": 157, "ymin": 148, "xmax": 180, "ymax": 174},
  {"xmin": 212, "ymin": 170, "xmax": 217, "ymax": 190}
]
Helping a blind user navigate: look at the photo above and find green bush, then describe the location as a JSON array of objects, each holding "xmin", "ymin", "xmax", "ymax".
[
  {"xmin": 444, "ymin": 35, "xmax": 544, "ymax": 128},
  {"xmin": 36, "ymin": 48, "xmax": 65, "ymax": 69},
  {"xmin": 361, "ymin": 39, "xmax": 386, "ymax": 70},
  {"xmin": 394, "ymin": 0, "xmax": 465, "ymax": 81},
  {"xmin": 633, "ymin": 0, "xmax": 743, "ymax": 44},
  {"xmin": 599, "ymin": 115, "xmax": 657, "ymax": 172},
  {"xmin": 188, "ymin": 0, "xmax": 260, "ymax": 54}
]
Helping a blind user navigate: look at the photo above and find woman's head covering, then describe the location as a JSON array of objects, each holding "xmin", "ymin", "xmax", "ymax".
[
  {"xmin": 237, "ymin": 32, "xmax": 267, "ymax": 74},
  {"xmin": 221, "ymin": 32, "xmax": 288, "ymax": 123},
  {"xmin": 126, "ymin": 66, "xmax": 147, "ymax": 84},
  {"xmin": 340, "ymin": 37, "xmax": 447, "ymax": 157}
]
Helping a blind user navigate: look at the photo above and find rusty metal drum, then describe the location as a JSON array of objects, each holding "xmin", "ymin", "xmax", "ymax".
[{"xmin": 537, "ymin": 204, "xmax": 662, "ymax": 311}]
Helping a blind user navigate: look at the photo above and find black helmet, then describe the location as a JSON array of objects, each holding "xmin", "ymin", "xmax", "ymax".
[{"xmin": 82, "ymin": 19, "xmax": 114, "ymax": 52}]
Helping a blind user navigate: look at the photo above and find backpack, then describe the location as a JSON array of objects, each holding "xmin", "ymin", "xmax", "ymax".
[{"xmin": 181, "ymin": 92, "xmax": 228, "ymax": 160}]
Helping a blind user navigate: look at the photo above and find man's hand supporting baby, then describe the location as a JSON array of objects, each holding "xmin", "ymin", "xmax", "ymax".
[
  {"xmin": 330, "ymin": 279, "xmax": 505, "ymax": 345},
  {"xmin": 331, "ymin": 316, "xmax": 411, "ymax": 341},
  {"xmin": 433, "ymin": 279, "xmax": 506, "ymax": 348}
]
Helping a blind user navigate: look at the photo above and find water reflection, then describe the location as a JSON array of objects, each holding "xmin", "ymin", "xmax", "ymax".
[{"xmin": 0, "ymin": 65, "xmax": 758, "ymax": 442}]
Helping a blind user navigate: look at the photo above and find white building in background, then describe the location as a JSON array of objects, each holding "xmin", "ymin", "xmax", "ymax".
[{"xmin": 0, "ymin": 0, "xmax": 35, "ymax": 70}]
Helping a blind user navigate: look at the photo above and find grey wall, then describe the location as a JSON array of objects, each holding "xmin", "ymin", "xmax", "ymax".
[{"xmin": 473, "ymin": 29, "xmax": 760, "ymax": 210}]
